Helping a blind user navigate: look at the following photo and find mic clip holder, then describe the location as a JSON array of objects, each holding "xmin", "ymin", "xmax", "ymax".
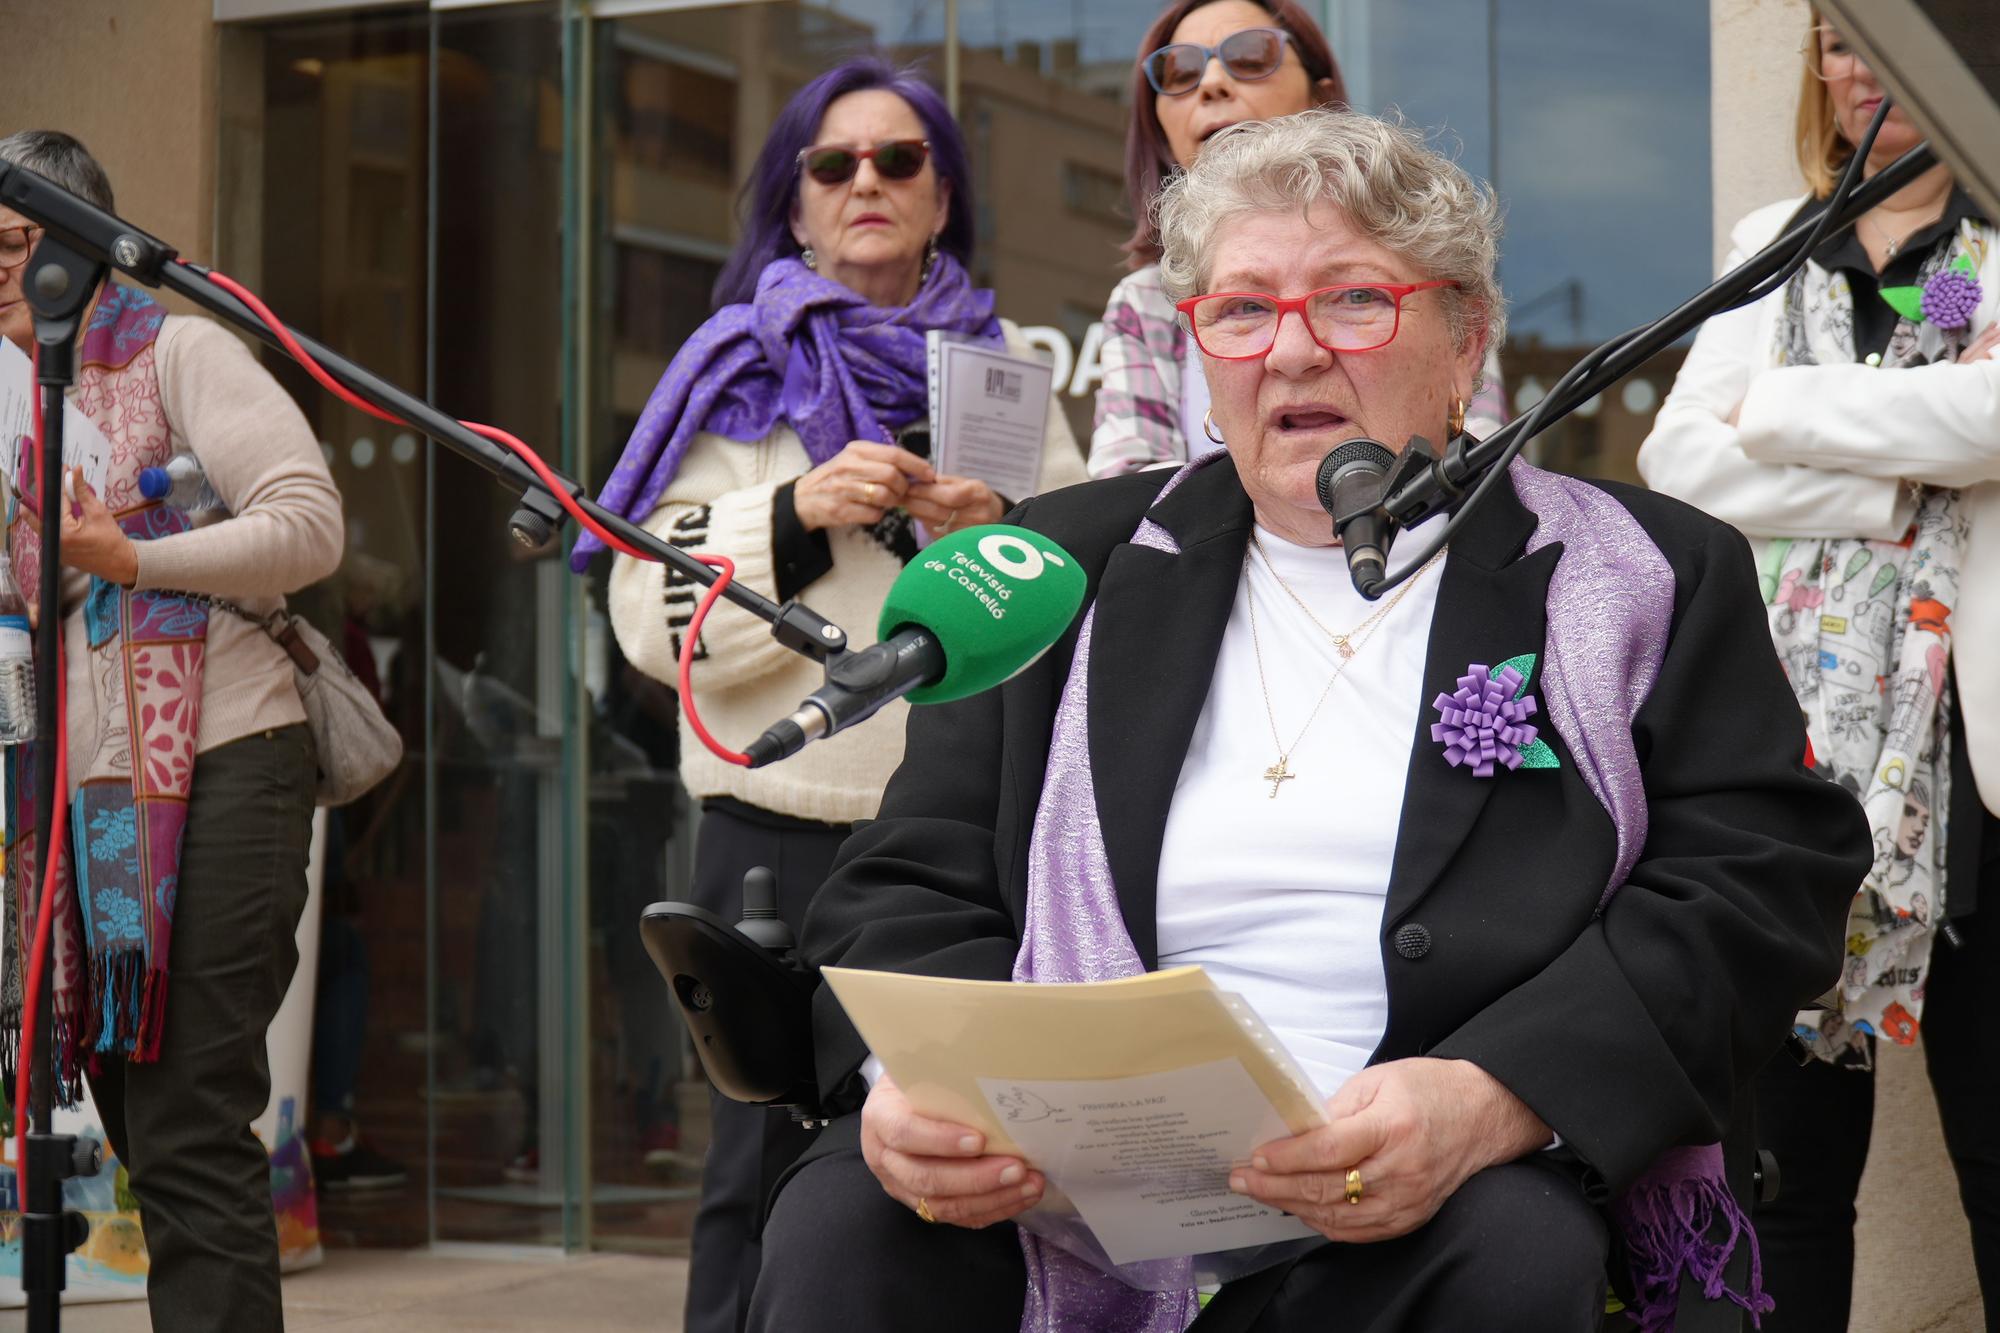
[
  {"xmin": 506, "ymin": 484, "xmax": 574, "ymax": 551},
  {"xmin": 1378, "ymin": 433, "xmax": 1472, "ymax": 531}
]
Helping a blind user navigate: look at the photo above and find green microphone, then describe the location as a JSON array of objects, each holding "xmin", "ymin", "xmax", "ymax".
[{"xmin": 743, "ymin": 525, "xmax": 1086, "ymax": 767}]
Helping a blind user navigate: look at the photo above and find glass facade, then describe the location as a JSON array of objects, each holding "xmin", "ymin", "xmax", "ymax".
[{"xmin": 212, "ymin": 0, "xmax": 1711, "ymax": 1258}]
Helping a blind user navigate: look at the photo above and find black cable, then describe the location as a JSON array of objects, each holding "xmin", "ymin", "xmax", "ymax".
[{"xmin": 1358, "ymin": 101, "xmax": 1913, "ymax": 597}]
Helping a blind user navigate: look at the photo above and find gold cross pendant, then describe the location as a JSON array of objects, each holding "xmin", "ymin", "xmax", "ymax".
[{"xmin": 1263, "ymin": 758, "xmax": 1295, "ymax": 798}]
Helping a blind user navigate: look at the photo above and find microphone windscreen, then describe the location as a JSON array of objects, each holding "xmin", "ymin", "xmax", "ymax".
[{"xmin": 878, "ymin": 525, "xmax": 1087, "ymax": 704}]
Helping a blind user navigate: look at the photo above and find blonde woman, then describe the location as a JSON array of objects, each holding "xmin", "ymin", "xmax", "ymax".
[{"xmin": 1640, "ymin": 16, "xmax": 2000, "ymax": 1329}]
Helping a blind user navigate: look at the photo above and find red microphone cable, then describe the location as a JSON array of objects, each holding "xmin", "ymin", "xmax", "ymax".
[
  {"xmin": 12, "ymin": 343, "xmax": 73, "ymax": 1203},
  {"xmin": 190, "ymin": 262, "xmax": 751, "ymax": 768}
]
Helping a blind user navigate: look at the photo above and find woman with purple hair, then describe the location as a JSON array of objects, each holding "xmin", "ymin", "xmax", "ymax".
[{"xmin": 582, "ymin": 57, "xmax": 1086, "ymax": 1333}]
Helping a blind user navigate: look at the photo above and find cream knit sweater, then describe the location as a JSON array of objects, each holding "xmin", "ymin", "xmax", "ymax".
[
  {"xmin": 609, "ymin": 324, "xmax": 1089, "ymax": 825},
  {"xmin": 60, "ymin": 314, "xmax": 345, "ymax": 783}
]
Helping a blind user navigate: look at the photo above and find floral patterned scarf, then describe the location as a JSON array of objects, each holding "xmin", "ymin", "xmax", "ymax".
[
  {"xmin": 1767, "ymin": 222, "xmax": 1984, "ymax": 1065},
  {"xmin": 1, "ymin": 285, "xmax": 209, "ymax": 1101}
]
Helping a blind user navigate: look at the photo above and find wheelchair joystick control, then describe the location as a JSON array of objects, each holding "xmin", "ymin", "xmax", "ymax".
[
  {"xmin": 639, "ymin": 865, "xmax": 822, "ymax": 1122},
  {"xmin": 735, "ymin": 866, "xmax": 796, "ymax": 955}
]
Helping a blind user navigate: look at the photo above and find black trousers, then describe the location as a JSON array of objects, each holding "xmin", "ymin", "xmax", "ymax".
[
  {"xmin": 683, "ymin": 799, "xmax": 847, "ymax": 1333},
  {"xmin": 86, "ymin": 725, "xmax": 318, "ymax": 1333},
  {"xmin": 1753, "ymin": 902, "xmax": 2000, "ymax": 1331},
  {"xmin": 749, "ymin": 1145, "xmax": 1609, "ymax": 1333}
]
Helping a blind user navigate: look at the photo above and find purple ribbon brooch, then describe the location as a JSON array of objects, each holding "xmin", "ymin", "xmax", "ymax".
[
  {"xmin": 1882, "ymin": 253, "xmax": 1983, "ymax": 332},
  {"xmin": 1431, "ymin": 653, "xmax": 1559, "ymax": 777}
]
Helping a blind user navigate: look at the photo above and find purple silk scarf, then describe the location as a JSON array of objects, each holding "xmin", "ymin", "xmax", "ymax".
[
  {"xmin": 570, "ymin": 254, "xmax": 1000, "ymax": 570},
  {"xmin": 1011, "ymin": 454, "xmax": 1767, "ymax": 1332}
]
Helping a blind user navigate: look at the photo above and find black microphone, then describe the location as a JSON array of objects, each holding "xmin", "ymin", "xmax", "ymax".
[
  {"xmin": 1314, "ymin": 439, "xmax": 1398, "ymax": 597},
  {"xmin": 743, "ymin": 629, "xmax": 946, "ymax": 767}
]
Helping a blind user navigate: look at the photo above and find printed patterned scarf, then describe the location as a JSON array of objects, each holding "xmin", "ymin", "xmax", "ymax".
[
  {"xmin": 570, "ymin": 253, "xmax": 1001, "ymax": 570},
  {"xmin": 1012, "ymin": 454, "xmax": 1764, "ymax": 1332},
  {"xmin": 1767, "ymin": 222, "xmax": 1981, "ymax": 1066},
  {"xmin": 1, "ymin": 285, "xmax": 208, "ymax": 1101}
]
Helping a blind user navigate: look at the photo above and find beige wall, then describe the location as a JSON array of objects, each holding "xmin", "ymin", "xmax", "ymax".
[
  {"xmin": 1709, "ymin": 0, "xmax": 1811, "ymax": 269},
  {"xmin": 6, "ymin": 0, "xmax": 220, "ymax": 269}
]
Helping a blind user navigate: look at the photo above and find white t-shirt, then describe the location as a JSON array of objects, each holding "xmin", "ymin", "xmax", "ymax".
[{"xmin": 1156, "ymin": 528, "xmax": 1443, "ymax": 1099}]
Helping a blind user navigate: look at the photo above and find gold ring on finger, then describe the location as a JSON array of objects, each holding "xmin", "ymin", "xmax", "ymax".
[
  {"xmin": 1344, "ymin": 1168, "xmax": 1364, "ymax": 1206},
  {"xmin": 915, "ymin": 1197, "xmax": 939, "ymax": 1224}
]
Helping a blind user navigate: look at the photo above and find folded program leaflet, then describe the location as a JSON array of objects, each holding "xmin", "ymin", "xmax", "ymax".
[{"xmin": 823, "ymin": 965, "xmax": 1331, "ymax": 1264}]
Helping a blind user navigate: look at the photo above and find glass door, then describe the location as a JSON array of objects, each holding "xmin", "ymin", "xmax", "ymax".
[{"xmin": 217, "ymin": 0, "xmax": 588, "ymax": 1252}]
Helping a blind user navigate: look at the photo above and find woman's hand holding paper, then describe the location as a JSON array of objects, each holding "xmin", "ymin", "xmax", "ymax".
[
  {"xmin": 861, "ymin": 1073, "xmax": 1046, "ymax": 1229},
  {"xmin": 1228, "ymin": 1058, "xmax": 1553, "ymax": 1244}
]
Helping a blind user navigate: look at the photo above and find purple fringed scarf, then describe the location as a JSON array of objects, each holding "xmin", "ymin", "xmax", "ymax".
[
  {"xmin": 1510, "ymin": 461, "xmax": 1772, "ymax": 1331},
  {"xmin": 570, "ymin": 254, "xmax": 1000, "ymax": 570},
  {"xmin": 1010, "ymin": 454, "xmax": 1768, "ymax": 1332}
]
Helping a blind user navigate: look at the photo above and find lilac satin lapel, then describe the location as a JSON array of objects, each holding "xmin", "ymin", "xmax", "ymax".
[{"xmin": 1509, "ymin": 461, "xmax": 1673, "ymax": 908}]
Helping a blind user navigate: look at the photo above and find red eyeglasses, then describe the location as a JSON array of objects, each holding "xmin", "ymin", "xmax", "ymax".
[{"xmin": 1175, "ymin": 281, "xmax": 1459, "ymax": 359}]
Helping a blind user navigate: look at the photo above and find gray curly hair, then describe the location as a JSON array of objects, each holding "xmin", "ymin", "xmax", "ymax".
[{"xmin": 1156, "ymin": 110, "xmax": 1504, "ymax": 351}]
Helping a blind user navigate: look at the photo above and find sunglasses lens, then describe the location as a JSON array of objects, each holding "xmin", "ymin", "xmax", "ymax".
[
  {"xmin": 1219, "ymin": 28, "xmax": 1284, "ymax": 79},
  {"xmin": 873, "ymin": 142, "xmax": 927, "ymax": 180},
  {"xmin": 1147, "ymin": 43, "xmax": 1207, "ymax": 95},
  {"xmin": 804, "ymin": 148, "xmax": 858, "ymax": 184}
]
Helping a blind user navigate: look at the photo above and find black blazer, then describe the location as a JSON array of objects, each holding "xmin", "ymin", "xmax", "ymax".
[{"xmin": 800, "ymin": 456, "xmax": 1868, "ymax": 1203}]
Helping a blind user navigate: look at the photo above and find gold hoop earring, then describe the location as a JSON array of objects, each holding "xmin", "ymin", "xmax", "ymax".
[
  {"xmin": 1447, "ymin": 395, "xmax": 1467, "ymax": 437},
  {"xmin": 1203, "ymin": 409, "xmax": 1226, "ymax": 446}
]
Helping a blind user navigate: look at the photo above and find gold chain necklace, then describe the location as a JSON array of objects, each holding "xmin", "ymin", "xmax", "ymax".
[
  {"xmin": 1242, "ymin": 540, "xmax": 1445, "ymax": 798},
  {"xmin": 1249, "ymin": 531, "xmax": 1441, "ymax": 658}
]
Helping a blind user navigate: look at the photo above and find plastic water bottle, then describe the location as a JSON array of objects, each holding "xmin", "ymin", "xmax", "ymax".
[
  {"xmin": 0, "ymin": 553, "xmax": 35, "ymax": 746},
  {"xmin": 138, "ymin": 455, "xmax": 226, "ymax": 514}
]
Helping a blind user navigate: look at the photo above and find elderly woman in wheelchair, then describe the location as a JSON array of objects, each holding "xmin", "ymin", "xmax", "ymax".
[{"xmin": 654, "ymin": 110, "xmax": 1869, "ymax": 1333}]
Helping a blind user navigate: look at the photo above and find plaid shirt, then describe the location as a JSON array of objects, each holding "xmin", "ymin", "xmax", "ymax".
[
  {"xmin": 1087, "ymin": 263, "xmax": 1511, "ymax": 479},
  {"xmin": 1088, "ymin": 265, "xmax": 1189, "ymax": 479}
]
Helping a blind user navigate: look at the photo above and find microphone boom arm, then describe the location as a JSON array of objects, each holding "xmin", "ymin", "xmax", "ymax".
[
  {"xmin": 0, "ymin": 160, "xmax": 849, "ymax": 662},
  {"xmin": 1349, "ymin": 135, "xmax": 1937, "ymax": 598}
]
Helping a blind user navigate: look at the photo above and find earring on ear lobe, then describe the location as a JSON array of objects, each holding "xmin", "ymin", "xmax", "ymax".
[
  {"xmin": 921, "ymin": 235, "xmax": 939, "ymax": 287},
  {"xmin": 801, "ymin": 247, "xmax": 817, "ymax": 271},
  {"xmin": 1447, "ymin": 395, "xmax": 1467, "ymax": 437},
  {"xmin": 1203, "ymin": 409, "xmax": 1226, "ymax": 446}
]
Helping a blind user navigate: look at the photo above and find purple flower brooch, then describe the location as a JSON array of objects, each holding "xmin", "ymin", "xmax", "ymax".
[
  {"xmin": 1882, "ymin": 254, "xmax": 1983, "ymax": 332},
  {"xmin": 1431, "ymin": 653, "xmax": 1559, "ymax": 777}
]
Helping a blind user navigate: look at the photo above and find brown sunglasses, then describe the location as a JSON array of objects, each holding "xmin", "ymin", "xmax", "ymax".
[{"xmin": 797, "ymin": 140, "xmax": 931, "ymax": 186}]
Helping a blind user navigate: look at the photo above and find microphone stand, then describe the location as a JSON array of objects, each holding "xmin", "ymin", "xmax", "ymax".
[
  {"xmin": 13, "ymin": 230, "xmax": 109, "ymax": 1333},
  {"xmin": 1346, "ymin": 139, "xmax": 1939, "ymax": 598},
  {"xmin": 0, "ymin": 163, "xmax": 850, "ymax": 665},
  {"xmin": 0, "ymin": 164, "xmax": 855, "ymax": 1330}
]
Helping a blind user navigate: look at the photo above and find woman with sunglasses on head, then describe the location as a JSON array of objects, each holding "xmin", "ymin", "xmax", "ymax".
[
  {"xmin": 1640, "ymin": 15, "xmax": 2000, "ymax": 1329},
  {"xmin": 575, "ymin": 56, "xmax": 1085, "ymax": 1333},
  {"xmin": 1089, "ymin": 0, "xmax": 1506, "ymax": 479}
]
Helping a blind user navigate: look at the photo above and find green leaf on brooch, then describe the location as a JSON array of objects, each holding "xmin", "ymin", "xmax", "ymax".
[
  {"xmin": 1952, "ymin": 253, "xmax": 1977, "ymax": 276},
  {"xmin": 1518, "ymin": 738, "xmax": 1560, "ymax": 769},
  {"xmin": 1494, "ymin": 652, "xmax": 1537, "ymax": 699},
  {"xmin": 1880, "ymin": 285, "xmax": 1927, "ymax": 324}
]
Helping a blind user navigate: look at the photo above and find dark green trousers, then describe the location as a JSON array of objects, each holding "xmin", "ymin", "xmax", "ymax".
[{"xmin": 86, "ymin": 724, "xmax": 318, "ymax": 1333}]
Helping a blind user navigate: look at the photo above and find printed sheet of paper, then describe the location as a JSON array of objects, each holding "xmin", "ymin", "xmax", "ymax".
[
  {"xmin": 932, "ymin": 338, "xmax": 1052, "ymax": 501},
  {"xmin": 977, "ymin": 1058, "xmax": 1317, "ymax": 1264},
  {"xmin": 0, "ymin": 337, "xmax": 115, "ymax": 497},
  {"xmin": 822, "ymin": 965, "xmax": 1330, "ymax": 1264}
]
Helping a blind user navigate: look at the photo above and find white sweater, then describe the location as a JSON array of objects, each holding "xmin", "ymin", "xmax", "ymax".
[
  {"xmin": 1638, "ymin": 197, "xmax": 2000, "ymax": 814},
  {"xmin": 609, "ymin": 323, "xmax": 1090, "ymax": 824}
]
